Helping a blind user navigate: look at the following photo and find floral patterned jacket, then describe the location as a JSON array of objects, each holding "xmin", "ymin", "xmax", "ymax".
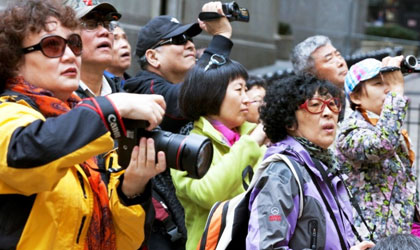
[{"xmin": 336, "ymin": 92, "xmax": 417, "ymax": 241}]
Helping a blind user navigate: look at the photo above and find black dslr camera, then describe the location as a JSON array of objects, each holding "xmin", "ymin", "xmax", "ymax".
[
  {"xmin": 198, "ymin": 1, "xmax": 249, "ymax": 22},
  {"xmin": 117, "ymin": 119, "xmax": 213, "ymax": 179}
]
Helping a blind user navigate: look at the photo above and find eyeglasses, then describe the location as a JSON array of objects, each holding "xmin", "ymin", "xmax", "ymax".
[
  {"xmin": 22, "ymin": 34, "xmax": 83, "ymax": 58},
  {"xmin": 151, "ymin": 34, "xmax": 193, "ymax": 49},
  {"xmin": 249, "ymin": 99, "xmax": 263, "ymax": 105},
  {"xmin": 299, "ymin": 97, "xmax": 341, "ymax": 114},
  {"xmin": 81, "ymin": 19, "xmax": 114, "ymax": 31},
  {"xmin": 204, "ymin": 54, "xmax": 227, "ymax": 71}
]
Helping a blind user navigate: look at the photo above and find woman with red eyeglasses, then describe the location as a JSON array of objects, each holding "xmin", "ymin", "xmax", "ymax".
[
  {"xmin": 0, "ymin": 1, "xmax": 167, "ymax": 249},
  {"xmin": 246, "ymin": 75, "xmax": 374, "ymax": 250}
]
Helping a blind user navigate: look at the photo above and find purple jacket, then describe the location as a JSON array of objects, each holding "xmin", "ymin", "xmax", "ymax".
[{"xmin": 246, "ymin": 136, "xmax": 355, "ymax": 249}]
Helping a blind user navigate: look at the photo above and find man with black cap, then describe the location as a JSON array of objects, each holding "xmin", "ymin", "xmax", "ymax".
[
  {"xmin": 124, "ymin": 2, "xmax": 233, "ymax": 134},
  {"xmin": 123, "ymin": 3, "xmax": 233, "ymax": 250},
  {"xmin": 64, "ymin": 0, "xmax": 124, "ymax": 98}
]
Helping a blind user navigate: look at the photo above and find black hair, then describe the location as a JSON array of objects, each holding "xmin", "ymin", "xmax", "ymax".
[
  {"xmin": 246, "ymin": 75, "xmax": 267, "ymax": 91},
  {"xmin": 260, "ymin": 74, "xmax": 343, "ymax": 143},
  {"xmin": 179, "ymin": 58, "xmax": 248, "ymax": 121},
  {"xmin": 371, "ymin": 234, "xmax": 420, "ymax": 250}
]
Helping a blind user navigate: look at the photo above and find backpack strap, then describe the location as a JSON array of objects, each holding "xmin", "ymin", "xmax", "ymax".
[
  {"xmin": 198, "ymin": 200, "xmax": 229, "ymax": 250},
  {"xmin": 277, "ymin": 155, "xmax": 305, "ymax": 218},
  {"xmin": 256, "ymin": 154, "xmax": 305, "ymax": 218}
]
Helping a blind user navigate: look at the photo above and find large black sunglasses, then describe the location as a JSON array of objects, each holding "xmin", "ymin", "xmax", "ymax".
[
  {"xmin": 22, "ymin": 34, "xmax": 83, "ymax": 58},
  {"xmin": 151, "ymin": 34, "xmax": 193, "ymax": 49}
]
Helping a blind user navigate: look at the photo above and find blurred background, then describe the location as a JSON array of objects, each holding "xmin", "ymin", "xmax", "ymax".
[
  {"xmin": 1, "ymin": 0, "xmax": 420, "ymax": 163},
  {"xmin": 1, "ymin": 0, "xmax": 419, "ymax": 74}
]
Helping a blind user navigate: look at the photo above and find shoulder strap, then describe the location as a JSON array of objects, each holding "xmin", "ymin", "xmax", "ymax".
[
  {"xmin": 312, "ymin": 159, "xmax": 376, "ymax": 242},
  {"xmin": 276, "ymin": 154, "xmax": 305, "ymax": 218},
  {"xmin": 247, "ymin": 154, "xmax": 305, "ymax": 218},
  {"xmin": 304, "ymin": 161, "xmax": 348, "ymax": 250}
]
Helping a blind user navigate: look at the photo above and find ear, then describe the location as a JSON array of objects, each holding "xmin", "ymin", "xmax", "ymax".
[
  {"xmin": 145, "ymin": 49, "xmax": 160, "ymax": 68},
  {"xmin": 349, "ymin": 92, "xmax": 362, "ymax": 106},
  {"xmin": 286, "ymin": 123, "xmax": 297, "ymax": 135}
]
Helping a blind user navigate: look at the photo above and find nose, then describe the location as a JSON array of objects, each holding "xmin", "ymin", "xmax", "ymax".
[
  {"xmin": 242, "ymin": 92, "xmax": 250, "ymax": 104},
  {"xmin": 336, "ymin": 56, "xmax": 345, "ymax": 67},
  {"xmin": 322, "ymin": 103, "xmax": 334, "ymax": 117},
  {"xmin": 97, "ymin": 24, "xmax": 111, "ymax": 37},
  {"xmin": 62, "ymin": 44, "xmax": 78, "ymax": 61},
  {"xmin": 185, "ymin": 39, "xmax": 195, "ymax": 50}
]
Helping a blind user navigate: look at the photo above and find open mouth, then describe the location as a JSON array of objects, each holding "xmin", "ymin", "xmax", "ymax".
[
  {"xmin": 322, "ymin": 123, "xmax": 335, "ymax": 133},
  {"xmin": 97, "ymin": 41, "xmax": 111, "ymax": 49},
  {"xmin": 121, "ymin": 51, "xmax": 130, "ymax": 58}
]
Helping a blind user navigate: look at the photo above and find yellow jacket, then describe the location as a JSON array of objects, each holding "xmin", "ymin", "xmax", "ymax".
[{"xmin": 0, "ymin": 94, "xmax": 148, "ymax": 250}]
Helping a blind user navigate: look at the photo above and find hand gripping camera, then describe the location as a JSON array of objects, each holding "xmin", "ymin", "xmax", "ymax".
[
  {"xmin": 380, "ymin": 55, "xmax": 419, "ymax": 74},
  {"xmin": 198, "ymin": 1, "xmax": 250, "ymax": 22},
  {"xmin": 117, "ymin": 120, "xmax": 213, "ymax": 179}
]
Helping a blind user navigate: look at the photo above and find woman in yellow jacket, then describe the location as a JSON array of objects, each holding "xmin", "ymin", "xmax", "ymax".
[{"xmin": 0, "ymin": 1, "xmax": 166, "ymax": 249}]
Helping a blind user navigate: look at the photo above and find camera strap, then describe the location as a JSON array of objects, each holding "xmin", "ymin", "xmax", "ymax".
[
  {"xmin": 198, "ymin": 12, "xmax": 224, "ymax": 21},
  {"xmin": 312, "ymin": 159, "xmax": 376, "ymax": 243}
]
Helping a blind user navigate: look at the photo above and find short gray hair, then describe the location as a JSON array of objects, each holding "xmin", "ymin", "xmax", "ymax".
[{"xmin": 291, "ymin": 35, "xmax": 331, "ymax": 76}]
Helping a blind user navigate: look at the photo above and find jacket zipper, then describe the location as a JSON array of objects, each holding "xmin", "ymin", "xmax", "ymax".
[
  {"xmin": 76, "ymin": 170, "xmax": 87, "ymax": 244},
  {"xmin": 77, "ymin": 172, "xmax": 87, "ymax": 199},
  {"xmin": 76, "ymin": 216, "xmax": 86, "ymax": 244},
  {"xmin": 309, "ymin": 220, "xmax": 318, "ymax": 249}
]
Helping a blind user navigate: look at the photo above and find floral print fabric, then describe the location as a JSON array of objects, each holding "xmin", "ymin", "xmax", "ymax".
[{"xmin": 336, "ymin": 92, "xmax": 417, "ymax": 241}]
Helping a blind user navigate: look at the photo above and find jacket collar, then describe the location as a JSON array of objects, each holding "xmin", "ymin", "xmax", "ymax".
[{"xmin": 265, "ymin": 136, "xmax": 324, "ymax": 179}]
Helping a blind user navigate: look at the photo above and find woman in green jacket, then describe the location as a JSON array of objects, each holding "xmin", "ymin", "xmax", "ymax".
[{"xmin": 172, "ymin": 55, "xmax": 267, "ymax": 249}]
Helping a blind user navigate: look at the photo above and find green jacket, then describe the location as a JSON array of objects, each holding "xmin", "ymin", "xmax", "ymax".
[{"xmin": 171, "ymin": 117, "xmax": 266, "ymax": 250}]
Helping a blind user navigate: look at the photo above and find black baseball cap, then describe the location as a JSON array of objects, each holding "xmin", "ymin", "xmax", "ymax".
[{"xmin": 136, "ymin": 15, "xmax": 202, "ymax": 58}]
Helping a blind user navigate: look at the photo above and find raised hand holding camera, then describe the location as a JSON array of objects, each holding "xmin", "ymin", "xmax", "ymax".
[
  {"xmin": 107, "ymin": 93, "xmax": 166, "ymax": 131},
  {"xmin": 198, "ymin": 1, "xmax": 232, "ymax": 39}
]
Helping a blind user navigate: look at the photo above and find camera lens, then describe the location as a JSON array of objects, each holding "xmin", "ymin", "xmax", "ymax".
[
  {"xmin": 150, "ymin": 130, "xmax": 213, "ymax": 179},
  {"xmin": 117, "ymin": 119, "xmax": 213, "ymax": 179},
  {"xmin": 401, "ymin": 55, "xmax": 418, "ymax": 73}
]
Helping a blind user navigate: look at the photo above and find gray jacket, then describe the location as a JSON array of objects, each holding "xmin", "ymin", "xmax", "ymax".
[{"xmin": 246, "ymin": 136, "xmax": 355, "ymax": 250}]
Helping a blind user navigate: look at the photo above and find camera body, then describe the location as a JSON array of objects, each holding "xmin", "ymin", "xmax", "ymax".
[
  {"xmin": 222, "ymin": 1, "xmax": 249, "ymax": 22},
  {"xmin": 401, "ymin": 55, "xmax": 418, "ymax": 74},
  {"xmin": 117, "ymin": 119, "xmax": 213, "ymax": 179}
]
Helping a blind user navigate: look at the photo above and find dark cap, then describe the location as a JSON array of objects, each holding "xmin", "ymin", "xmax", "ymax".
[
  {"xmin": 63, "ymin": 0, "xmax": 121, "ymax": 20},
  {"xmin": 136, "ymin": 15, "xmax": 202, "ymax": 58}
]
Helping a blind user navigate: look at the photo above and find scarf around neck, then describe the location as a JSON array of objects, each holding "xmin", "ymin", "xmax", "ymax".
[
  {"xmin": 209, "ymin": 118, "xmax": 240, "ymax": 146},
  {"xmin": 294, "ymin": 136, "xmax": 341, "ymax": 175},
  {"xmin": 5, "ymin": 76, "xmax": 117, "ymax": 249}
]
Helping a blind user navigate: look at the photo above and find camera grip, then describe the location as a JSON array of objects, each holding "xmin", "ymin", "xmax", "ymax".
[{"xmin": 198, "ymin": 12, "xmax": 224, "ymax": 21}]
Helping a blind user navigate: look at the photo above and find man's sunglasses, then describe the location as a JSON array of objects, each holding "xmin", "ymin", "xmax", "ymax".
[
  {"xmin": 151, "ymin": 34, "xmax": 193, "ymax": 49},
  {"xmin": 81, "ymin": 19, "xmax": 114, "ymax": 32},
  {"xmin": 22, "ymin": 34, "xmax": 83, "ymax": 58}
]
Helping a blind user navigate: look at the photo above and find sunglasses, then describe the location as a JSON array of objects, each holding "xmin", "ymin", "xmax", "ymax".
[
  {"xmin": 22, "ymin": 34, "xmax": 83, "ymax": 58},
  {"xmin": 151, "ymin": 34, "xmax": 193, "ymax": 49},
  {"xmin": 81, "ymin": 19, "xmax": 114, "ymax": 31},
  {"xmin": 299, "ymin": 97, "xmax": 341, "ymax": 114}
]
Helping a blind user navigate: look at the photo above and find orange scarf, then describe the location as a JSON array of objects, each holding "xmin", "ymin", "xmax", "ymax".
[
  {"xmin": 6, "ymin": 76, "xmax": 117, "ymax": 249},
  {"xmin": 359, "ymin": 108, "xmax": 415, "ymax": 166}
]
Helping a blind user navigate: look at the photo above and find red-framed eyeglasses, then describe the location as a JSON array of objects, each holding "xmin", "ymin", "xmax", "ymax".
[{"xmin": 299, "ymin": 97, "xmax": 341, "ymax": 114}]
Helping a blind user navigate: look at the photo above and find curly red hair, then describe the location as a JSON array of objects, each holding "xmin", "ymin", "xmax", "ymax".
[{"xmin": 0, "ymin": 0, "xmax": 79, "ymax": 91}]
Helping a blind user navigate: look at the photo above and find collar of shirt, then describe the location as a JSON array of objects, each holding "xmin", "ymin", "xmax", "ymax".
[{"xmin": 78, "ymin": 75, "xmax": 113, "ymax": 97}]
